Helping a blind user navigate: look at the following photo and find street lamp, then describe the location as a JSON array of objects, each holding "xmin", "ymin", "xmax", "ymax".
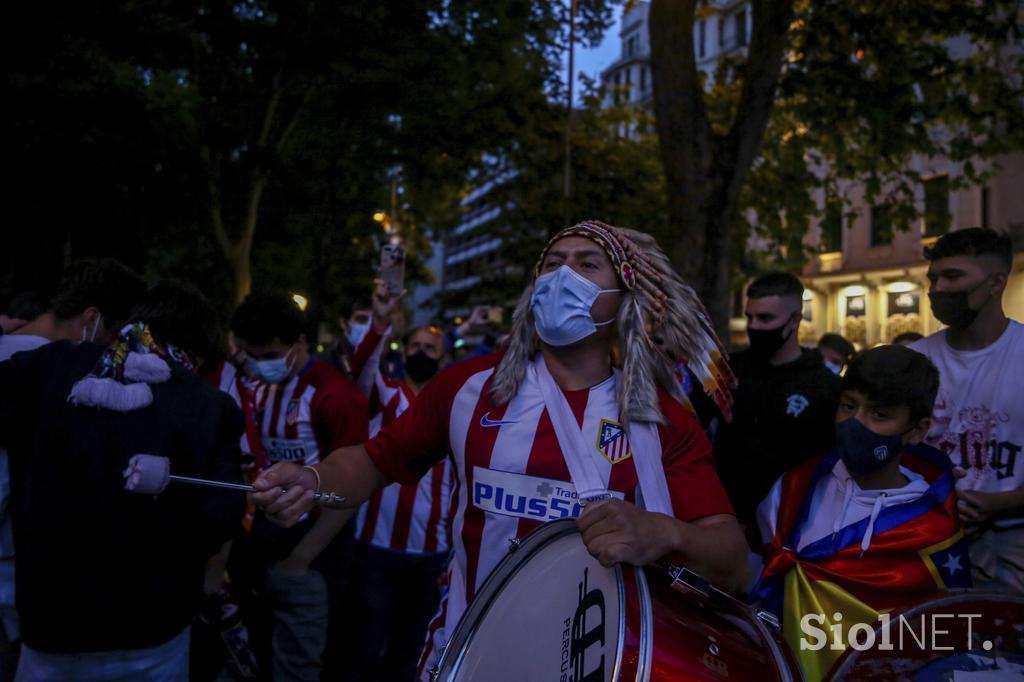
[{"xmin": 373, "ymin": 210, "xmax": 393, "ymax": 233}]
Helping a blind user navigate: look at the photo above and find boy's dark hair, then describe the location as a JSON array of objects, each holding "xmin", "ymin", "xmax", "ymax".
[
  {"xmin": 231, "ymin": 290, "xmax": 305, "ymax": 346},
  {"xmin": 52, "ymin": 258, "xmax": 145, "ymax": 328},
  {"xmin": 130, "ymin": 282, "xmax": 223, "ymax": 362},
  {"xmin": 747, "ymin": 272, "xmax": 804, "ymax": 303},
  {"xmin": 349, "ymin": 299, "xmax": 372, "ymax": 315},
  {"xmin": 842, "ymin": 345, "xmax": 939, "ymax": 422},
  {"xmin": 818, "ymin": 332, "xmax": 854, "ymax": 361},
  {"xmin": 924, "ymin": 227, "xmax": 1013, "ymax": 271},
  {"xmin": 892, "ymin": 331, "xmax": 924, "ymax": 345},
  {"xmin": 3, "ymin": 290, "xmax": 51, "ymax": 322}
]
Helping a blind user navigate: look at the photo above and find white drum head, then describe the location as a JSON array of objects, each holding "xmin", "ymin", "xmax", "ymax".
[{"xmin": 435, "ymin": 519, "xmax": 625, "ymax": 682}]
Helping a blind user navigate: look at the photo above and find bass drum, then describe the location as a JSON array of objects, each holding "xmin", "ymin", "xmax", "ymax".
[
  {"xmin": 828, "ymin": 591, "xmax": 1024, "ymax": 681},
  {"xmin": 431, "ymin": 518, "xmax": 801, "ymax": 681}
]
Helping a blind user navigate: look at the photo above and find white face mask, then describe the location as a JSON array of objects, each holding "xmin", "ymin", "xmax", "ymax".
[
  {"xmin": 530, "ymin": 265, "xmax": 622, "ymax": 347},
  {"xmin": 347, "ymin": 321, "xmax": 371, "ymax": 348},
  {"xmin": 81, "ymin": 314, "xmax": 102, "ymax": 344},
  {"xmin": 247, "ymin": 346, "xmax": 296, "ymax": 384}
]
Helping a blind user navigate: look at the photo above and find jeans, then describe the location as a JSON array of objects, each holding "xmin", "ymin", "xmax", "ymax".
[
  {"xmin": 970, "ymin": 525, "xmax": 1024, "ymax": 594},
  {"xmin": 15, "ymin": 628, "xmax": 189, "ymax": 682},
  {"xmin": 344, "ymin": 543, "xmax": 449, "ymax": 682},
  {"xmin": 228, "ymin": 519, "xmax": 354, "ymax": 682},
  {"xmin": 264, "ymin": 567, "xmax": 328, "ymax": 682}
]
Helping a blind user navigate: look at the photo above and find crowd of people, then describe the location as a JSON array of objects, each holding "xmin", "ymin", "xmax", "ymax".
[{"xmin": 0, "ymin": 224, "xmax": 1019, "ymax": 682}]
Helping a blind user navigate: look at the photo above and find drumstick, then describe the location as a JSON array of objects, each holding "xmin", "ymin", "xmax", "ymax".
[{"xmin": 123, "ymin": 454, "xmax": 347, "ymax": 508}]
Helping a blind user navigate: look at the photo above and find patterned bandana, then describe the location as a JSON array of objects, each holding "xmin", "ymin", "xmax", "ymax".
[
  {"xmin": 91, "ymin": 322, "xmax": 197, "ymax": 380},
  {"xmin": 534, "ymin": 220, "xmax": 669, "ymax": 319}
]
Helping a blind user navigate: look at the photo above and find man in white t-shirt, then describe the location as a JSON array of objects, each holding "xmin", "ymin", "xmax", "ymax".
[{"xmin": 910, "ymin": 227, "xmax": 1023, "ymax": 593}]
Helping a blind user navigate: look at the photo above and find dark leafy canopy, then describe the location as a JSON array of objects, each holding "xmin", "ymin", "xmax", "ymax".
[
  {"xmin": 742, "ymin": 0, "xmax": 1024, "ymax": 271},
  {"xmin": 439, "ymin": 82, "xmax": 668, "ymax": 315},
  {"xmin": 5, "ymin": 0, "xmax": 614, "ymax": 333},
  {"xmin": 650, "ymin": 0, "xmax": 1024, "ymax": 333}
]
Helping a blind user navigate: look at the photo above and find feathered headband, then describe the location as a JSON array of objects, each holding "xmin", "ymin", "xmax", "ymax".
[
  {"xmin": 496, "ymin": 220, "xmax": 736, "ymax": 423},
  {"xmin": 534, "ymin": 220, "xmax": 670, "ymax": 320}
]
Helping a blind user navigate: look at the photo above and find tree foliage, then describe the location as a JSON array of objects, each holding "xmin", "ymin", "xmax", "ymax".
[
  {"xmin": 5, "ymin": 0, "xmax": 616, "ymax": 333},
  {"xmin": 438, "ymin": 83, "xmax": 668, "ymax": 314},
  {"xmin": 650, "ymin": 0, "xmax": 1024, "ymax": 334}
]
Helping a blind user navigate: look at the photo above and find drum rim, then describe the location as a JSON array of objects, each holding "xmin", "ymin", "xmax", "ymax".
[
  {"xmin": 634, "ymin": 567, "xmax": 653, "ymax": 682},
  {"xmin": 434, "ymin": 518, "xmax": 628, "ymax": 682}
]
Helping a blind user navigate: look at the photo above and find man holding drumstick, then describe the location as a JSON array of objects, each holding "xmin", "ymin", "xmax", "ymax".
[{"xmin": 254, "ymin": 220, "xmax": 748, "ymax": 678}]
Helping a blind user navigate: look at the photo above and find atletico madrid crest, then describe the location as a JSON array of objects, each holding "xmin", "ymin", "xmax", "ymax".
[
  {"xmin": 285, "ymin": 399, "xmax": 300, "ymax": 427},
  {"xmin": 596, "ymin": 418, "xmax": 632, "ymax": 464}
]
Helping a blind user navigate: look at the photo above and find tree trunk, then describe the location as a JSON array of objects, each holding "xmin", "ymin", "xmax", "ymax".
[{"xmin": 649, "ymin": 0, "xmax": 794, "ymax": 341}]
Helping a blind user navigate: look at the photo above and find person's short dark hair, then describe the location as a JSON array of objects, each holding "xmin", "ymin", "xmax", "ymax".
[
  {"xmin": 924, "ymin": 227, "xmax": 1013, "ymax": 272},
  {"xmin": 818, "ymin": 333, "xmax": 854, "ymax": 361},
  {"xmin": 746, "ymin": 272, "xmax": 804, "ymax": 303},
  {"xmin": 349, "ymin": 299, "xmax": 372, "ymax": 315},
  {"xmin": 3, "ymin": 290, "xmax": 51, "ymax": 322},
  {"xmin": 51, "ymin": 258, "xmax": 145, "ymax": 328},
  {"xmin": 842, "ymin": 345, "xmax": 939, "ymax": 422},
  {"xmin": 892, "ymin": 331, "xmax": 924, "ymax": 346},
  {"xmin": 231, "ymin": 290, "xmax": 305, "ymax": 346},
  {"xmin": 130, "ymin": 282, "xmax": 223, "ymax": 362}
]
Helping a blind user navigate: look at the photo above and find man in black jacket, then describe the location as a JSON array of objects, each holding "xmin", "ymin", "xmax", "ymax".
[
  {"xmin": 0, "ymin": 283, "xmax": 244, "ymax": 681},
  {"xmin": 714, "ymin": 272, "xmax": 842, "ymax": 526}
]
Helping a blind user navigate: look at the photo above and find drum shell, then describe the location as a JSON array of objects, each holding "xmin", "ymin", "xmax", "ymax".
[{"xmin": 433, "ymin": 519, "xmax": 801, "ymax": 682}]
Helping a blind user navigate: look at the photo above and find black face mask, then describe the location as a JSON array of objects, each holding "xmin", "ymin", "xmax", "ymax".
[
  {"xmin": 747, "ymin": 315, "xmax": 795, "ymax": 360},
  {"xmin": 405, "ymin": 350, "xmax": 440, "ymax": 383},
  {"xmin": 928, "ymin": 275, "xmax": 991, "ymax": 329},
  {"xmin": 835, "ymin": 418, "xmax": 908, "ymax": 476}
]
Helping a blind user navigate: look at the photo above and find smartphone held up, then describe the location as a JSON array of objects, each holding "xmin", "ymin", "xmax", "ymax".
[{"xmin": 379, "ymin": 243, "xmax": 405, "ymax": 296}]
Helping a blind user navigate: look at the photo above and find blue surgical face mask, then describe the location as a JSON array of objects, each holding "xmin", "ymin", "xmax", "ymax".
[
  {"xmin": 835, "ymin": 417, "xmax": 907, "ymax": 476},
  {"xmin": 248, "ymin": 347, "xmax": 295, "ymax": 384},
  {"xmin": 530, "ymin": 265, "xmax": 622, "ymax": 347},
  {"xmin": 347, "ymin": 321, "xmax": 370, "ymax": 349},
  {"xmin": 825, "ymin": 360, "xmax": 843, "ymax": 375}
]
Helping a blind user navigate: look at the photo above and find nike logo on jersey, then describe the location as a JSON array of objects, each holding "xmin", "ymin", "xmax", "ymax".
[{"xmin": 480, "ymin": 412, "xmax": 519, "ymax": 427}]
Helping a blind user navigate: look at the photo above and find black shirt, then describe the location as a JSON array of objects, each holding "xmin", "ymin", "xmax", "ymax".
[
  {"xmin": 713, "ymin": 347, "xmax": 842, "ymax": 525},
  {"xmin": 0, "ymin": 341, "xmax": 245, "ymax": 652}
]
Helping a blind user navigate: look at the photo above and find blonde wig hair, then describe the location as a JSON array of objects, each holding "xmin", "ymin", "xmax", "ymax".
[{"xmin": 490, "ymin": 221, "xmax": 734, "ymax": 425}]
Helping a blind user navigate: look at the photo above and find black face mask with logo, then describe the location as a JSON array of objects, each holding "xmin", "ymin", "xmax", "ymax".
[
  {"xmin": 835, "ymin": 418, "xmax": 907, "ymax": 476},
  {"xmin": 405, "ymin": 350, "xmax": 440, "ymax": 383},
  {"xmin": 747, "ymin": 315, "xmax": 795, "ymax": 361},
  {"xmin": 928, "ymin": 275, "xmax": 992, "ymax": 329}
]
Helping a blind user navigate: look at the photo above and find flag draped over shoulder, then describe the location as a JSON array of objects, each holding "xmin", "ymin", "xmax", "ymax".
[{"xmin": 754, "ymin": 444, "xmax": 970, "ymax": 681}]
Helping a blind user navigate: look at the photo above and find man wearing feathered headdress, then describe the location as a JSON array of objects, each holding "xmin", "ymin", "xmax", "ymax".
[{"xmin": 254, "ymin": 220, "xmax": 749, "ymax": 677}]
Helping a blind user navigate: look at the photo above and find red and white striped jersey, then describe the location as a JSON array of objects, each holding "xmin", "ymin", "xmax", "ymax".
[
  {"xmin": 251, "ymin": 359, "xmax": 368, "ymax": 467},
  {"xmin": 364, "ymin": 353, "xmax": 733, "ymax": 674},
  {"xmin": 205, "ymin": 361, "xmax": 261, "ymax": 460},
  {"xmin": 351, "ymin": 327, "xmax": 454, "ymax": 555}
]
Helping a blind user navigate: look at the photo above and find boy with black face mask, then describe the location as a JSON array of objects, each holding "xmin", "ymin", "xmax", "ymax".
[
  {"xmin": 752, "ymin": 345, "xmax": 968, "ymax": 682},
  {"xmin": 343, "ymin": 278, "xmax": 454, "ymax": 682},
  {"xmin": 714, "ymin": 272, "xmax": 842, "ymax": 526},
  {"xmin": 910, "ymin": 227, "xmax": 1023, "ymax": 594}
]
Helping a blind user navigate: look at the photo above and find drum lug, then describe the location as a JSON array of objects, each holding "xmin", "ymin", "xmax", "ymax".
[
  {"xmin": 755, "ymin": 609, "xmax": 781, "ymax": 630},
  {"xmin": 667, "ymin": 564, "xmax": 711, "ymax": 598},
  {"xmin": 508, "ymin": 537, "xmax": 522, "ymax": 551}
]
